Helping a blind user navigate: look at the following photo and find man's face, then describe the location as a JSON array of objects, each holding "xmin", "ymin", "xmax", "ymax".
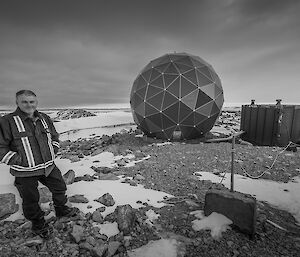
[{"xmin": 16, "ymin": 94, "xmax": 38, "ymax": 115}]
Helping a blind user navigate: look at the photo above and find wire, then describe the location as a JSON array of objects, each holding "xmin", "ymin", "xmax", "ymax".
[{"xmin": 238, "ymin": 141, "xmax": 294, "ymax": 179}]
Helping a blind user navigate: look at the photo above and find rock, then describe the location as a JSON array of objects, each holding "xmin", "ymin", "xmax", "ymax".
[
  {"xmin": 91, "ymin": 166, "xmax": 112, "ymax": 174},
  {"xmin": 0, "ymin": 193, "xmax": 18, "ymax": 219},
  {"xmin": 69, "ymin": 194, "xmax": 89, "ymax": 203},
  {"xmin": 116, "ymin": 159, "xmax": 127, "ymax": 166},
  {"xmin": 212, "ymin": 169, "xmax": 222, "ymax": 175},
  {"xmin": 114, "ymin": 204, "xmax": 136, "ymax": 235},
  {"xmin": 107, "ymin": 241, "xmax": 121, "ymax": 257},
  {"xmin": 99, "ymin": 173, "xmax": 119, "ymax": 180},
  {"xmin": 227, "ymin": 240, "xmax": 234, "ymax": 247},
  {"xmin": 92, "ymin": 211, "xmax": 104, "ymax": 223},
  {"xmin": 22, "ymin": 238, "xmax": 43, "ymax": 246},
  {"xmin": 68, "ymin": 155, "xmax": 81, "ymax": 163},
  {"xmin": 96, "ymin": 206, "xmax": 106, "ymax": 212},
  {"xmin": 79, "ymin": 242, "xmax": 94, "ymax": 251},
  {"xmin": 92, "ymin": 243, "xmax": 108, "ymax": 257},
  {"xmin": 95, "ymin": 193, "xmax": 115, "ymax": 207},
  {"xmin": 74, "ymin": 174, "xmax": 94, "ymax": 182},
  {"xmin": 71, "ymin": 224, "xmax": 84, "ymax": 243},
  {"xmin": 55, "ymin": 109, "xmax": 96, "ymax": 120},
  {"xmin": 91, "ymin": 149, "xmax": 104, "ymax": 156},
  {"xmin": 86, "ymin": 236, "xmax": 97, "ymax": 246},
  {"xmin": 63, "ymin": 169, "xmax": 76, "ymax": 185},
  {"xmin": 134, "ymin": 174, "xmax": 145, "ymax": 181},
  {"xmin": 38, "ymin": 187, "xmax": 52, "ymax": 203}
]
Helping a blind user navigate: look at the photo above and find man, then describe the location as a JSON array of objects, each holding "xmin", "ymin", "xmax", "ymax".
[{"xmin": 0, "ymin": 90, "xmax": 77, "ymax": 237}]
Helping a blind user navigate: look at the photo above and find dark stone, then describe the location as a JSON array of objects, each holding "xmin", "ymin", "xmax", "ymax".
[
  {"xmin": 94, "ymin": 193, "xmax": 115, "ymax": 207},
  {"xmin": 0, "ymin": 193, "xmax": 18, "ymax": 219},
  {"xmin": 204, "ymin": 188, "xmax": 257, "ymax": 236},
  {"xmin": 63, "ymin": 169, "xmax": 76, "ymax": 185},
  {"xmin": 114, "ymin": 204, "xmax": 136, "ymax": 235},
  {"xmin": 69, "ymin": 194, "xmax": 89, "ymax": 203}
]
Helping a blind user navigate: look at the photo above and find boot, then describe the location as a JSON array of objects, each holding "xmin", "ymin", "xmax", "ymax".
[
  {"xmin": 31, "ymin": 217, "xmax": 52, "ymax": 238},
  {"xmin": 55, "ymin": 205, "xmax": 78, "ymax": 218}
]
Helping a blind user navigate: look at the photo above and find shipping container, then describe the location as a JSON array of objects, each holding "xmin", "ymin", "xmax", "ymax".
[{"xmin": 240, "ymin": 101, "xmax": 300, "ymax": 146}]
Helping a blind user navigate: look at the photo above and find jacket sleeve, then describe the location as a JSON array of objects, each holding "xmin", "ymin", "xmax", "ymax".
[
  {"xmin": 0, "ymin": 117, "xmax": 22, "ymax": 165},
  {"xmin": 44, "ymin": 114, "xmax": 60, "ymax": 154}
]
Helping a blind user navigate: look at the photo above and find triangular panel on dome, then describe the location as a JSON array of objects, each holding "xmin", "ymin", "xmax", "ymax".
[
  {"xmin": 210, "ymin": 102, "xmax": 221, "ymax": 116},
  {"xmin": 139, "ymin": 118, "xmax": 149, "ymax": 131},
  {"xmin": 151, "ymin": 75, "xmax": 165, "ymax": 89},
  {"xmin": 190, "ymin": 58, "xmax": 206, "ymax": 68},
  {"xmin": 154, "ymin": 131, "xmax": 168, "ymax": 139},
  {"xmin": 181, "ymin": 90, "xmax": 198, "ymax": 110},
  {"xmin": 135, "ymin": 102, "xmax": 146, "ymax": 117},
  {"xmin": 176, "ymin": 56, "xmax": 194, "ymax": 67},
  {"xmin": 191, "ymin": 56, "xmax": 210, "ymax": 67},
  {"xmin": 195, "ymin": 90, "xmax": 212, "ymax": 108},
  {"xmin": 147, "ymin": 113, "xmax": 163, "ymax": 128},
  {"xmin": 164, "ymin": 74, "xmax": 178, "ymax": 87},
  {"xmin": 164, "ymin": 102, "xmax": 180, "ymax": 123},
  {"xmin": 145, "ymin": 119, "xmax": 162, "ymax": 133},
  {"xmin": 194, "ymin": 112, "xmax": 207, "ymax": 126},
  {"xmin": 134, "ymin": 112, "xmax": 144, "ymax": 125},
  {"xmin": 183, "ymin": 69, "xmax": 198, "ymax": 85},
  {"xmin": 136, "ymin": 86, "xmax": 147, "ymax": 99},
  {"xmin": 157, "ymin": 55, "xmax": 171, "ymax": 65},
  {"xmin": 149, "ymin": 68, "xmax": 161, "ymax": 82},
  {"xmin": 163, "ymin": 126, "xmax": 176, "ymax": 139},
  {"xmin": 162, "ymin": 91, "xmax": 179, "ymax": 110},
  {"xmin": 179, "ymin": 125, "xmax": 194, "ymax": 139},
  {"xmin": 164, "ymin": 63, "xmax": 179, "ymax": 74},
  {"xmin": 180, "ymin": 77, "xmax": 198, "ymax": 98},
  {"xmin": 200, "ymin": 84, "xmax": 217, "ymax": 100},
  {"xmin": 197, "ymin": 66, "xmax": 213, "ymax": 80},
  {"xmin": 131, "ymin": 93, "xmax": 144, "ymax": 108},
  {"xmin": 166, "ymin": 77, "xmax": 180, "ymax": 98},
  {"xmin": 195, "ymin": 101, "xmax": 214, "ymax": 117},
  {"xmin": 174, "ymin": 63, "xmax": 193, "ymax": 74},
  {"xmin": 179, "ymin": 102, "xmax": 193, "ymax": 123},
  {"xmin": 214, "ymin": 93, "xmax": 224, "ymax": 109},
  {"xmin": 199, "ymin": 113, "xmax": 219, "ymax": 132},
  {"xmin": 180, "ymin": 112, "xmax": 195, "ymax": 126},
  {"xmin": 145, "ymin": 102, "xmax": 160, "ymax": 116},
  {"xmin": 147, "ymin": 91, "xmax": 164, "ymax": 110},
  {"xmin": 154, "ymin": 62, "xmax": 170, "ymax": 73},
  {"xmin": 169, "ymin": 54, "xmax": 186, "ymax": 62},
  {"xmin": 162, "ymin": 114, "xmax": 176, "ymax": 129},
  {"xmin": 135, "ymin": 76, "xmax": 148, "ymax": 90},
  {"xmin": 141, "ymin": 69, "xmax": 152, "ymax": 83},
  {"xmin": 184, "ymin": 126, "xmax": 202, "ymax": 139},
  {"xmin": 146, "ymin": 85, "xmax": 163, "ymax": 100},
  {"xmin": 214, "ymin": 83, "xmax": 223, "ymax": 96},
  {"xmin": 196, "ymin": 70, "xmax": 213, "ymax": 86}
]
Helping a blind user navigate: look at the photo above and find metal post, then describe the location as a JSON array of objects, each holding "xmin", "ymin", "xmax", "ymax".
[{"xmin": 230, "ymin": 134, "xmax": 235, "ymax": 192}]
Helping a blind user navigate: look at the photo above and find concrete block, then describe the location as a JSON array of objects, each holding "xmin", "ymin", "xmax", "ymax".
[{"xmin": 204, "ymin": 188, "xmax": 257, "ymax": 236}]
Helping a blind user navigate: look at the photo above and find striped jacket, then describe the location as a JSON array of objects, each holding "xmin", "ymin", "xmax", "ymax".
[{"xmin": 0, "ymin": 108, "xmax": 60, "ymax": 177}]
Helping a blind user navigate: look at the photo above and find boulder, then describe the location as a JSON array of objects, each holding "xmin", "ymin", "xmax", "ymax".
[
  {"xmin": 69, "ymin": 194, "xmax": 89, "ymax": 203},
  {"xmin": 71, "ymin": 224, "xmax": 85, "ymax": 243},
  {"xmin": 0, "ymin": 193, "xmax": 18, "ymax": 219},
  {"xmin": 92, "ymin": 243, "xmax": 108, "ymax": 257},
  {"xmin": 114, "ymin": 204, "xmax": 136, "ymax": 235},
  {"xmin": 94, "ymin": 193, "xmax": 115, "ymax": 207},
  {"xmin": 63, "ymin": 169, "xmax": 76, "ymax": 185},
  {"xmin": 38, "ymin": 187, "xmax": 52, "ymax": 203},
  {"xmin": 92, "ymin": 211, "xmax": 104, "ymax": 223},
  {"xmin": 99, "ymin": 173, "xmax": 119, "ymax": 180},
  {"xmin": 107, "ymin": 241, "xmax": 122, "ymax": 257}
]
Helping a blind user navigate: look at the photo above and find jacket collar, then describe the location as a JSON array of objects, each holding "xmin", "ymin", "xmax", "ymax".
[{"xmin": 14, "ymin": 107, "xmax": 41, "ymax": 120}]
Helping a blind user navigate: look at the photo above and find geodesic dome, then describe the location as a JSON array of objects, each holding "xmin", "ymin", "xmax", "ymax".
[{"xmin": 130, "ymin": 53, "xmax": 224, "ymax": 140}]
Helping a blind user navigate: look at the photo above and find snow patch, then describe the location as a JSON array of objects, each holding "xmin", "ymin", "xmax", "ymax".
[
  {"xmin": 128, "ymin": 239, "xmax": 178, "ymax": 257},
  {"xmin": 191, "ymin": 212, "xmax": 232, "ymax": 239},
  {"xmin": 93, "ymin": 222, "xmax": 119, "ymax": 238}
]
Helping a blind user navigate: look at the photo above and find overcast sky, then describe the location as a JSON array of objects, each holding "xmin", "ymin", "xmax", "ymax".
[{"xmin": 0, "ymin": 0, "xmax": 299, "ymax": 108}]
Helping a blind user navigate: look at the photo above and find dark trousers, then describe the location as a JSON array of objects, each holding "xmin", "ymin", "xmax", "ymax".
[{"xmin": 14, "ymin": 165, "xmax": 67, "ymax": 221}]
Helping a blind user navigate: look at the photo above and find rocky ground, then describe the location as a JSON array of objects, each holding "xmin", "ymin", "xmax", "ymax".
[{"xmin": 1, "ymin": 110, "xmax": 300, "ymax": 256}]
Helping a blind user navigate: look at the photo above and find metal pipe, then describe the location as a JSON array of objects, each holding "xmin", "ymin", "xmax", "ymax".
[{"xmin": 230, "ymin": 134, "xmax": 235, "ymax": 192}]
